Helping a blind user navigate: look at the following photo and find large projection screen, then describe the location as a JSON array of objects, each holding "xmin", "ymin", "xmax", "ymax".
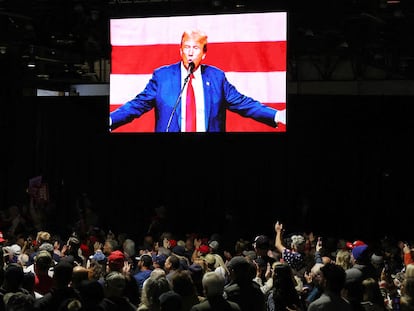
[{"xmin": 109, "ymin": 11, "xmax": 287, "ymax": 133}]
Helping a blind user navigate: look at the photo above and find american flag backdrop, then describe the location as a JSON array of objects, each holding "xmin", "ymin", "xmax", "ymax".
[{"xmin": 109, "ymin": 12, "xmax": 287, "ymax": 133}]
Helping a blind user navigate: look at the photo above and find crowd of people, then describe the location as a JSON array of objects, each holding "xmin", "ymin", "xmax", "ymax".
[{"xmin": 0, "ymin": 205, "xmax": 413, "ymax": 311}]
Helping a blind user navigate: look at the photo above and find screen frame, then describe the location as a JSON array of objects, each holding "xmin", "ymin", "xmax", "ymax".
[{"xmin": 109, "ymin": 10, "xmax": 287, "ymax": 133}]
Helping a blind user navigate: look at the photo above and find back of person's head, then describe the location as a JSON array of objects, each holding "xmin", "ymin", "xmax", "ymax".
[
  {"xmin": 57, "ymin": 298, "xmax": 82, "ymax": 311},
  {"xmin": 122, "ymin": 238, "xmax": 136, "ymax": 259},
  {"xmin": 3, "ymin": 291, "xmax": 35, "ymax": 311},
  {"xmin": 77, "ymin": 279, "xmax": 104, "ymax": 306},
  {"xmin": 209, "ymin": 240, "xmax": 220, "ymax": 254},
  {"xmin": 141, "ymin": 275, "xmax": 171, "ymax": 307},
  {"xmin": 273, "ymin": 261, "xmax": 302, "ymax": 296},
  {"xmin": 401, "ymin": 264, "xmax": 414, "ymax": 301},
  {"xmin": 336, "ymin": 249, "xmax": 352, "ymax": 270},
  {"xmin": 34, "ymin": 250, "xmax": 53, "ymax": 273},
  {"xmin": 290, "ymin": 235, "xmax": 306, "ymax": 252},
  {"xmin": 227, "ymin": 255, "xmax": 255, "ymax": 283},
  {"xmin": 405, "ymin": 264, "xmax": 414, "ymax": 279},
  {"xmin": 159, "ymin": 290, "xmax": 182, "ymax": 311},
  {"xmin": 38, "ymin": 242, "xmax": 54, "ymax": 254},
  {"xmin": 202, "ymin": 271, "xmax": 225, "ymax": 298},
  {"xmin": 3, "ymin": 263, "xmax": 24, "ymax": 291},
  {"xmin": 271, "ymin": 262, "xmax": 301, "ymax": 309},
  {"xmin": 253, "ymin": 235, "xmax": 270, "ymax": 251},
  {"xmin": 320, "ymin": 262, "xmax": 346, "ymax": 294},
  {"xmin": 36, "ymin": 231, "xmax": 51, "ymax": 245},
  {"xmin": 154, "ymin": 254, "xmax": 167, "ymax": 270},
  {"xmin": 150, "ymin": 267, "xmax": 167, "ymax": 280},
  {"xmin": 272, "ymin": 262, "xmax": 296, "ymax": 285},
  {"xmin": 104, "ymin": 271, "xmax": 126, "ymax": 298},
  {"xmin": 234, "ymin": 239, "xmax": 250, "ymax": 255},
  {"xmin": 170, "ymin": 270, "xmax": 196, "ymax": 297},
  {"xmin": 22, "ymin": 271, "xmax": 35, "ymax": 294},
  {"xmin": 203, "ymin": 254, "xmax": 216, "ymax": 269},
  {"xmin": 53, "ymin": 260, "xmax": 74, "ymax": 287},
  {"xmin": 188, "ymin": 263, "xmax": 204, "ymax": 296},
  {"xmin": 361, "ymin": 277, "xmax": 385, "ymax": 305},
  {"xmin": 71, "ymin": 266, "xmax": 90, "ymax": 289},
  {"xmin": 352, "ymin": 245, "xmax": 370, "ymax": 264},
  {"xmin": 213, "ymin": 254, "xmax": 228, "ymax": 272}
]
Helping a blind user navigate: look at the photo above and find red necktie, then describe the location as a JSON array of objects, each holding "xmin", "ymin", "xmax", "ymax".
[{"xmin": 186, "ymin": 74, "xmax": 196, "ymax": 132}]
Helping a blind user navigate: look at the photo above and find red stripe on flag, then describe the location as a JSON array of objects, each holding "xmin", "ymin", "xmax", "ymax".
[
  {"xmin": 110, "ymin": 103, "xmax": 286, "ymax": 133},
  {"xmin": 111, "ymin": 41, "xmax": 286, "ymax": 74},
  {"xmin": 226, "ymin": 112, "xmax": 286, "ymax": 132}
]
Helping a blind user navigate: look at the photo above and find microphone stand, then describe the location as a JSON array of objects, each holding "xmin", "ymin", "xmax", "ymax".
[{"xmin": 165, "ymin": 72, "xmax": 192, "ymax": 132}]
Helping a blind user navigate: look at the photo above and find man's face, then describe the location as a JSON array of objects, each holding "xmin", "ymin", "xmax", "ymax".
[{"xmin": 180, "ymin": 36, "xmax": 206, "ymax": 72}]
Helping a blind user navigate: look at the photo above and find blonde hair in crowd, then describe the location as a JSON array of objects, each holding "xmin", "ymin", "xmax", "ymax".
[
  {"xmin": 401, "ymin": 264, "xmax": 414, "ymax": 308},
  {"xmin": 335, "ymin": 249, "xmax": 352, "ymax": 271}
]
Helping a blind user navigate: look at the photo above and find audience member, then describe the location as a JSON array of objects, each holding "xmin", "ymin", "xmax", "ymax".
[
  {"xmin": 133, "ymin": 254, "xmax": 154, "ymax": 292},
  {"xmin": 76, "ymin": 279, "xmax": 104, "ymax": 311},
  {"xmin": 170, "ymin": 270, "xmax": 200, "ymax": 311},
  {"xmin": 400, "ymin": 264, "xmax": 414, "ymax": 311},
  {"xmin": 266, "ymin": 261, "xmax": 304, "ymax": 311},
  {"xmin": 2, "ymin": 202, "xmax": 414, "ymax": 311},
  {"xmin": 99, "ymin": 271, "xmax": 137, "ymax": 311},
  {"xmin": 252, "ymin": 235, "xmax": 276, "ymax": 276},
  {"xmin": 343, "ymin": 244, "xmax": 378, "ymax": 311},
  {"xmin": 224, "ymin": 256, "xmax": 266, "ymax": 311},
  {"xmin": 160, "ymin": 290, "xmax": 183, "ymax": 311},
  {"xmin": 303, "ymin": 262, "xmax": 324, "ymax": 307},
  {"xmin": 166, "ymin": 255, "xmax": 183, "ymax": 284},
  {"xmin": 138, "ymin": 273, "xmax": 171, "ymax": 311},
  {"xmin": 360, "ymin": 277, "xmax": 387, "ymax": 311},
  {"xmin": 0, "ymin": 263, "xmax": 32, "ymax": 310},
  {"xmin": 307, "ymin": 262, "xmax": 352, "ymax": 311},
  {"xmin": 33, "ymin": 260, "xmax": 81, "ymax": 311},
  {"xmin": 33, "ymin": 250, "xmax": 54, "ymax": 296},
  {"xmin": 274, "ymin": 222, "xmax": 306, "ymax": 275},
  {"xmin": 3, "ymin": 291, "xmax": 36, "ymax": 311},
  {"xmin": 190, "ymin": 271, "xmax": 240, "ymax": 311},
  {"xmin": 106, "ymin": 249, "xmax": 140, "ymax": 307},
  {"xmin": 336, "ymin": 249, "xmax": 353, "ymax": 271}
]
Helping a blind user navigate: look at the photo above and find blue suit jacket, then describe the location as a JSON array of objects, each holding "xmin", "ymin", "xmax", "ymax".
[{"xmin": 110, "ymin": 62, "xmax": 278, "ymax": 132}]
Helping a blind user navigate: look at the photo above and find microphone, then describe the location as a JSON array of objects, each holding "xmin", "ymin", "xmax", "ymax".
[
  {"xmin": 166, "ymin": 62, "xmax": 195, "ymax": 132},
  {"xmin": 187, "ymin": 62, "xmax": 195, "ymax": 75}
]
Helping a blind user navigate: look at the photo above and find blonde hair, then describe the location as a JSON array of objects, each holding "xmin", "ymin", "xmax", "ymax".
[
  {"xmin": 402, "ymin": 264, "xmax": 414, "ymax": 299},
  {"xmin": 36, "ymin": 231, "xmax": 51, "ymax": 244},
  {"xmin": 181, "ymin": 29, "xmax": 208, "ymax": 52},
  {"xmin": 335, "ymin": 249, "xmax": 352, "ymax": 270}
]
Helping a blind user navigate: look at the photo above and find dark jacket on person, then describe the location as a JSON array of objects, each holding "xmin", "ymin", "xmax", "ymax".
[{"xmin": 190, "ymin": 296, "xmax": 241, "ymax": 311}]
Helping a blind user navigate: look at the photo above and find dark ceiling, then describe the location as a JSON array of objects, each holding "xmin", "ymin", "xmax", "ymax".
[{"xmin": 1, "ymin": 0, "xmax": 413, "ymax": 86}]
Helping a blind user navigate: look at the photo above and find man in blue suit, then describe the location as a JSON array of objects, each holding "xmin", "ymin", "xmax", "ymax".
[{"xmin": 110, "ymin": 29, "xmax": 286, "ymax": 132}]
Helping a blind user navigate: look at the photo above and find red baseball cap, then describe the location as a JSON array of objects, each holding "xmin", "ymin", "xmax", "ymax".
[
  {"xmin": 346, "ymin": 240, "xmax": 366, "ymax": 249},
  {"xmin": 198, "ymin": 245, "xmax": 210, "ymax": 255}
]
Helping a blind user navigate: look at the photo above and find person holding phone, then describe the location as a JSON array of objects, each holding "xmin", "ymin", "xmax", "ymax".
[{"xmin": 109, "ymin": 29, "xmax": 286, "ymax": 132}]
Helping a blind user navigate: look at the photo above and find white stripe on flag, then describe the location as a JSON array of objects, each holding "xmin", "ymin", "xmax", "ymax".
[
  {"xmin": 110, "ymin": 71, "xmax": 286, "ymax": 105},
  {"xmin": 110, "ymin": 12, "xmax": 287, "ymax": 46}
]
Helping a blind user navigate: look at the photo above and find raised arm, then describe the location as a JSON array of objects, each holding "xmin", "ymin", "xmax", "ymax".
[{"xmin": 274, "ymin": 221, "xmax": 286, "ymax": 254}]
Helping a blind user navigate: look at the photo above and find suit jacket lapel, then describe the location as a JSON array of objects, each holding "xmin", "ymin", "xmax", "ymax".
[
  {"xmin": 201, "ymin": 65, "xmax": 212, "ymax": 131},
  {"xmin": 170, "ymin": 63, "xmax": 182, "ymax": 131}
]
